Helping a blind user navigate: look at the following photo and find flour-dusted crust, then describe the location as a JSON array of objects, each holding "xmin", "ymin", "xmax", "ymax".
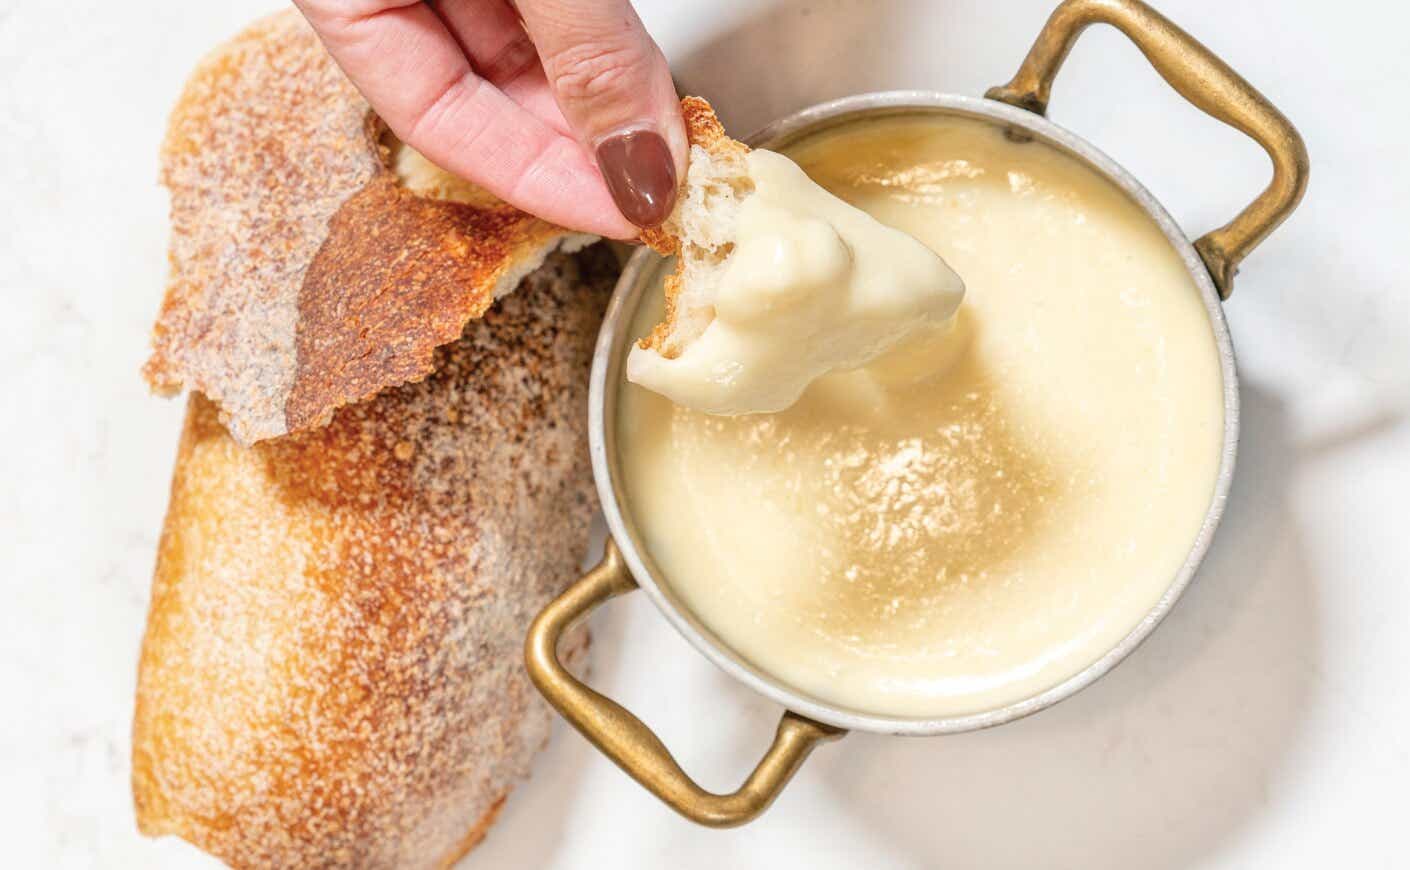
[
  {"xmin": 142, "ymin": 10, "xmax": 590, "ymax": 445},
  {"xmin": 637, "ymin": 97, "xmax": 750, "ymax": 358},
  {"xmin": 133, "ymin": 248, "xmax": 615, "ymax": 869}
]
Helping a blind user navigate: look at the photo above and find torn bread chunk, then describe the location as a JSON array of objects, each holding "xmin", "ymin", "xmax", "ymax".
[
  {"xmin": 142, "ymin": 10, "xmax": 593, "ymax": 445},
  {"xmin": 630, "ymin": 97, "xmax": 966, "ymax": 415}
]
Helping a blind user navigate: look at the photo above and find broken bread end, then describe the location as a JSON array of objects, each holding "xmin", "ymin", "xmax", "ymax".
[{"xmin": 636, "ymin": 97, "xmax": 753, "ymax": 360}]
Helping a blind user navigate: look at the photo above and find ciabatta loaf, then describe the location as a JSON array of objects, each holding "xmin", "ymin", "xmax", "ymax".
[{"xmin": 133, "ymin": 11, "xmax": 612, "ymax": 867}]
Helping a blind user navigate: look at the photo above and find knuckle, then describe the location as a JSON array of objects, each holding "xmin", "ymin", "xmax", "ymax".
[{"xmin": 547, "ymin": 42, "xmax": 647, "ymax": 105}]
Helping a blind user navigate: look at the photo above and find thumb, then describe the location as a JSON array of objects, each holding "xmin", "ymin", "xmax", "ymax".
[{"xmin": 516, "ymin": 0, "xmax": 686, "ymax": 229}]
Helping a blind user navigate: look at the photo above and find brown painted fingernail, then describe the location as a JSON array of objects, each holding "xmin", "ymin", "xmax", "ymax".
[{"xmin": 595, "ymin": 129, "xmax": 677, "ymax": 229}]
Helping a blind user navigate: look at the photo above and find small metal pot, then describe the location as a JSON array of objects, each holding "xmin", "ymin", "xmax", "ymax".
[{"xmin": 527, "ymin": 0, "xmax": 1308, "ymax": 828}]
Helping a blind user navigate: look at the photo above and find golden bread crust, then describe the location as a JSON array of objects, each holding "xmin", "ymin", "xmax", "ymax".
[
  {"xmin": 636, "ymin": 97, "xmax": 749, "ymax": 357},
  {"xmin": 142, "ymin": 10, "xmax": 583, "ymax": 445},
  {"xmin": 133, "ymin": 248, "xmax": 614, "ymax": 869}
]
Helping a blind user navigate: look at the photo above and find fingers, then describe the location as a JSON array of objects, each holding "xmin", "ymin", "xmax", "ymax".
[
  {"xmin": 517, "ymin": 0, "xmax": 686, "ymax": 228},
  {"xmin": 294, "ymin": 0, "xmax": 635, "ymax": 238},
  {"xmin": 433, "ymin": 0, "xmax": 572, "ymax": 137}
]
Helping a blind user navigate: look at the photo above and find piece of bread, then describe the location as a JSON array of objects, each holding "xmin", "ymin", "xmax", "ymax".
[
  {"xmin": 637, "ymin": 97, "xmax": 752, "ymax": 359},
  {"xmin": 133, "ymin": 248, "xmax": 615, "ymax": 868},
  {"xmin": 141, "ymin": 10, "xmax": 594, "ymax": 445}
]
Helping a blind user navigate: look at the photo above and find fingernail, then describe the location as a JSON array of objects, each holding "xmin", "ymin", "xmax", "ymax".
[{"xmin": 595, "ymin": 129, "xmax": 677, "ymax": 229}]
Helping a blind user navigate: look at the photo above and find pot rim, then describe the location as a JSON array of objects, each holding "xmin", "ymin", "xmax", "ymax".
[{"xmin": 588, "ymin": 90, "xmax": 1239, "ymax": 736}]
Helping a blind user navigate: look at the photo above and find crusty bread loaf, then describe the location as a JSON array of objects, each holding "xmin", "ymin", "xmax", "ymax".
[
  {"xmin": 133, "ymin": 11, "xmax": 619, "ymax": 867},
  {"xmin": 141, "ymin": 10, "xmax": 593, "ymax": 445},
  {"xmin": 133, "ymin": 247, "xmax": 614, "ymax": 869},
  {"xmin": 637, "ymin": 97, "xmax": 753, "ymax": 359}
]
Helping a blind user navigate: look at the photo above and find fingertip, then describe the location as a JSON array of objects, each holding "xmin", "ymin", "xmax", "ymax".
[
  {"xmin": 660, "ymin": 66, "xmax": 690, "ymax": 183},
  {"xmin": 594, "ymin": 210, "xmax": 644, "ymax": 242}
]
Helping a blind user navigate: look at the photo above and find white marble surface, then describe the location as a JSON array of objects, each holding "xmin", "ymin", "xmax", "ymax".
[{"xmin": 3, "ymin": 0, "xmax": 1408, "ymax": 867}]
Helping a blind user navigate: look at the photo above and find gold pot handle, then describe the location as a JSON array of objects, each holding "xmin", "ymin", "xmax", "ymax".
[
  {"xmin": 525, "ymin": 539, "xmax": 846, "ymax": 827},
  {"xmin": 985, "ymin": 0, "xmax": 1309, "ymax": 298}
]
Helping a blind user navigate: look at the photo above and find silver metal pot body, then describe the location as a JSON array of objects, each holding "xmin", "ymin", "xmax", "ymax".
[{"xmin": 588, "ymin": 91, "xmax": 1240, "ymax": 736}]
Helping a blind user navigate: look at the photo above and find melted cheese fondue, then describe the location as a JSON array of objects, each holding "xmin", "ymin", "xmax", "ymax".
[
  {"xmin": 627, "ymin": 149, "xmax": 966, "ymax": 414},
  {"xmin": 616, "ymin": 115, "xmax": 1225, "ymax": 718}
]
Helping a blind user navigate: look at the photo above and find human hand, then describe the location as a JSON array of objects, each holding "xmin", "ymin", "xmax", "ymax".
[{"xmin": 294, "ymin": 0, "xmax": 687, "ymax": 238}]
